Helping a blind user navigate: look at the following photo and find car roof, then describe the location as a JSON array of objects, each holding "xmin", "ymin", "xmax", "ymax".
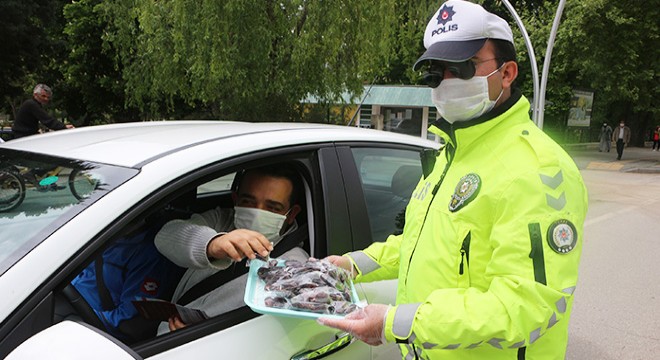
[{"xmin": 1, "ymin": 121, "xmax": 439, "ymax": 168}]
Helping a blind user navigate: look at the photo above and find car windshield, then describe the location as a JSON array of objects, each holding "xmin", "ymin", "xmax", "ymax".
[{"xmin": 0, "ymin": 148, "xmax": 138, "ymax": 275}]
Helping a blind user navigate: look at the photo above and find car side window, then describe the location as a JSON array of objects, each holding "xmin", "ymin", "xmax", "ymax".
[
  {"xmin": 197, "ymin": 173, "xmax": 235, "ymax": 195},
  {"xmin": 350, "ymin": 148, "xmax": 422, "ymax": 242}
]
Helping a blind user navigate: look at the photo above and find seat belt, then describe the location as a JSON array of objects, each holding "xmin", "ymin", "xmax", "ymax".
[
  {"xmin": 94, "ymin": 226, "xmax": 164, "ymax": 312},
  {"xmin": 176, "ymin": 224, "xmax": 309, "ymax": 306},
  {"xmin": 95, "ymin": 257, "xmax": 116, "ymax": 311}
]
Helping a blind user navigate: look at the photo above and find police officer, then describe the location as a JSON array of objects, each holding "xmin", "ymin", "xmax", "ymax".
[{"xmin": 318, "ymin": 1, "xmax": 588, "ymax": 359}]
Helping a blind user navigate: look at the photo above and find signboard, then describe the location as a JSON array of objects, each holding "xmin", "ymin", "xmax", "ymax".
[{"xmin": 567, "ymin": 89, "xmax": 594, "ymax": 127}]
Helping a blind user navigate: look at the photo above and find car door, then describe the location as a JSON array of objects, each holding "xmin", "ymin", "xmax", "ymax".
[
  {"xmin": 1, "ymin": 144, "xmax": 368, "ymax": 360},
  {"xmin": 141, "ymin": 142, "xmax": 427, "ymax": 360},
  {"xmin": 139, "ymin": 142, "xmax": 428, "ymax": 360},
  {"xmin": 138, "ymin": 146, "xmax": 373, "ymax": 360},
  {"xmin": 334, "ymin": 143, "xmax": 427, "ymax": 360},
  {"xmin": 5, "ymin": 141, "xmax": 431, "ymax": 360}
]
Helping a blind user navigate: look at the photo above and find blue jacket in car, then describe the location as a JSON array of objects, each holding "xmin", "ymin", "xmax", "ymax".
[{"xmin": 71, "ymin": 227, "xmax": 181, "ymax": 341}]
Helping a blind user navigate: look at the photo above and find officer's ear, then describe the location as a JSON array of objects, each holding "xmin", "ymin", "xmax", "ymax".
[{"xmin": 500, "ymin": 61, "xmax": 518, "ymax": 90}]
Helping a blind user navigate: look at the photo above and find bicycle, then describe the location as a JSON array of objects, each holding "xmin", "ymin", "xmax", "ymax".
[{"xmin": 0, "ymin": 165, "xmax": 98, "ymax": 212}]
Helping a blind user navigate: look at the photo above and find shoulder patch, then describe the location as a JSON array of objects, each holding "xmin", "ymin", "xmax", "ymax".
[
  {"xmin": 547, "ymin": 219, "xmax": 577, "ymax": 254},
  {"xmin": 449, "ymin": 173, "xmax": 480, "ymax": 212},
  {"xmin": 141, "ymin": 277, "xmax": 160, "ymax": 295}
]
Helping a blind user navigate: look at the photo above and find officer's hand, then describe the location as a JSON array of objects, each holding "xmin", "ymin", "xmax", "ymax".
[
  {"xmin": 207, "ymin": 229, "xmax": 273, "ymax": 262},
  {"xmin": 168, "ymin": 315, "xmax": 187, "ymax": 331},
  {"xmin": 317, "ymin": 304, "xmax": 390, "ymax": 346},
  {"xmin": 65, "ymin": 124, "xmax": 75, "ymax": 129},
  {"xmin": 325, "ymin": 255, "xmax": 356, "ymax": 279}
]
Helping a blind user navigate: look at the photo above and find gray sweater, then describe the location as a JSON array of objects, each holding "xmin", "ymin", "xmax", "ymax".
[{"xmin": 154, "ymin": 207, "xmax": 308, "ymax": 334}]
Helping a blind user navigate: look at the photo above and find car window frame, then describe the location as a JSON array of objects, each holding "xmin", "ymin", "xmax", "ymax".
[
  {"xmin": 131, "ymin": 145, "xmax": 330, "ymax": 356},
  {"xmin": 0, "ymin": 144, "xmax": 331, "ymax": 358},
  {"xmin": 334, "ymin": 142, "xmax": 430, "ymax": 251}
]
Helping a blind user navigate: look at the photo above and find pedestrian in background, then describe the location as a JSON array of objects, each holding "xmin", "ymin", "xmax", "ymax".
[
  {"xmin": 11, "ymin": 84, "xmax": 74, "ymax": 139},
  {"xmin": 318, "ymin": 1, "xmax": 588, "ymax": 359},
  {"xmin": 652, "ymin": 126, "xmax": 659, "ymax": 151},
  {"xmin": 599, "ymin": 122, "xmax": 612, "ymax": 152},
  {"xmin": 611, "ymin": 120, "xmax": 631, "ymax": 160}
]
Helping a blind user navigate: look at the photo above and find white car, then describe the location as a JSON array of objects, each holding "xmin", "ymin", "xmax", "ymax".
[{"xmin": 0, "ymin": 121, "xmax": 439, "ymax": 360}]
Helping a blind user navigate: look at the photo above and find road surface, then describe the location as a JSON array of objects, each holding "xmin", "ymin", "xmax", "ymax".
[{"xmin": 566, "ymin": 147, "xmax": 660, "ymax": 360}]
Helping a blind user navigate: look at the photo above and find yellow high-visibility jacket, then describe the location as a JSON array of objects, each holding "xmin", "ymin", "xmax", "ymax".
[{"xmin": 349, "ymin": 92, "xmax": 588, "ymax": 359}]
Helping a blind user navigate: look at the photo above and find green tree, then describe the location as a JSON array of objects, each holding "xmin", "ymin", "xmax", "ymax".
[
  {"xmin": 556, "ymin": 0, "xmax": 659, "ymax": 145},
  {"xmin": 61, "ymin": 0, "xmax": 143, "ymax": 125},
  {"xmin": 378, "ymin": 0, "xmax": 436, "ymax": 85},
  {"xmin": 0, "ymin": 0, "xmax": 67, "ymax": 118},
  {"xmin": 8, "ymin": 0, "xmax": 654, "ymax": 139},
  {"xmin": 98, "ymin": 0, "xmax": 397, "ymax": 122}
]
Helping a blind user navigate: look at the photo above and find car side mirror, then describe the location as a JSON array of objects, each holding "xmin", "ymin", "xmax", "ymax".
[{"xmin": 5, "ymin": 321, "xmax": 143, "ymax": 360}]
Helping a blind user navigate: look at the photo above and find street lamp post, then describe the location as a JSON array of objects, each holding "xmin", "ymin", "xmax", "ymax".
[{"xmin": 501, "ymin": 0, "xmax": 567, "ymax": 130}]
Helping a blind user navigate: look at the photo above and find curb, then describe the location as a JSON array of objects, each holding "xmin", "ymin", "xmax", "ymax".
[
  {"xmin": 561, "ymin": 143, "xmax": 599, "ymax": 151},
  {"xmin": 561, "ymin": 142, "xmax": 655, "ymax": 152},
  {"xmin": 624, "ymin": 167, "xmax": 660, "ymax": 174}
]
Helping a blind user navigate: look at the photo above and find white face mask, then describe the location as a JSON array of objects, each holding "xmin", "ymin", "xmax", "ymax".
[
  {"xmin": 432, "ymin": 66, "xmax": 504, "ymax": 124},
  {"xmin": 233, "ymin": 206, "xmax": 288, "ymax": 245}
]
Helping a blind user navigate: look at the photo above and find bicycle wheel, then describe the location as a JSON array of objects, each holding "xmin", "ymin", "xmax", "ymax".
[
  {"xmin": 0, "ymin": 169, "xmax": 25, "ymax": 212},
  {"xmin": 68, "ymin": 169, "xmax": 99, "ymax": 200}
]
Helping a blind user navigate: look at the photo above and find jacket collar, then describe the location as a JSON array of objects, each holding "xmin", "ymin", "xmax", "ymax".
[{"xmin": 428, "ymin": 89, "xmax": 530, "ymax": 150}]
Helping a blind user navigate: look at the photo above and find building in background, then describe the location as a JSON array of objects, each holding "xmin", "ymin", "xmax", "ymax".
[{"xmin": 303, "ymin": 85, "xmax": 439, "ymax": 142}]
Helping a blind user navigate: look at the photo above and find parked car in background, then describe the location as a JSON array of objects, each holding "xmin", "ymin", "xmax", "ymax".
[
  {"xmin": 392, "ymin": 118, "xmax": 424, "ymax": 137},
  {"xmin": 0, "ymin": 121, "xmax": 439, "ymax": 359}
]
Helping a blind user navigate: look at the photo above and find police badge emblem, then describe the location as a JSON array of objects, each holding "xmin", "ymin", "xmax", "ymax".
[
  {"xmin": 547, "ymin": 219, "xmax": 578, "ymax": 254},
  {"xmin": 449, "ymin": 173, "xmax": 481, "ymax": 212}
]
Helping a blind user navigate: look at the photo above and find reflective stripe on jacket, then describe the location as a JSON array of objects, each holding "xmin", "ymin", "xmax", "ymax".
[{"xmin": 350, "ymin": 94, "xmax": 588, "ymax": 359}]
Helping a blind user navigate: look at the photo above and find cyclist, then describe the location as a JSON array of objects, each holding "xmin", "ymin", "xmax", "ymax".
[{"xmin": 11, "ymin": 84, "xmax": 74, "ymax": 140}]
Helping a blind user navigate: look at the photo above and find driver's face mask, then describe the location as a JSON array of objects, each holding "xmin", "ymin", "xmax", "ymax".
[{"xmin": 233, "ymin": 206, "xmax": 289, "ymax": 245}]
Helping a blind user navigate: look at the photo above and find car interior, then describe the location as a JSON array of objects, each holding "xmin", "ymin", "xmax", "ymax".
[
  {"xmin": 351, "ymin": 150, "xmax": 422, "ymax": 242},
  {"xmin": 52, "ymin": 158, "xmax": 314, "ymax": 347}
]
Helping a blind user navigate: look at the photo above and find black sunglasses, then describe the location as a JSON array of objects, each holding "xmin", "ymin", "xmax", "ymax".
[{"xmin": 422, "ymin": 58, "xmax": 502, "ymax": 88}]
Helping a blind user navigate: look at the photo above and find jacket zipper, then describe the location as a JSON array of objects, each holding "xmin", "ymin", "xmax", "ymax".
[
  {"xmin": 459, "ymin": 232, "xmax": 471, "ymax": 275},
  {"xmin": 404, "ymin": 128, "xmax": 457, "ymax": 286}
]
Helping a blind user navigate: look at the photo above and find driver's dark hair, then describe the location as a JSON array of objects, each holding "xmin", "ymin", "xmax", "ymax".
[{"xmin": 237, "ymin": 163, "xmax": 303, "ymax": 207}]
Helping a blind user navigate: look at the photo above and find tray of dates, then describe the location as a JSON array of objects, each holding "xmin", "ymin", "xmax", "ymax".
[{"xmin": 244, "ymin": 258, "xmax": 361, "ymax": 320}]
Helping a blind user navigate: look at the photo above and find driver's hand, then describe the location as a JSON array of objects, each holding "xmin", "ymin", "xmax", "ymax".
[
  {"xmin": 168, "ymin": 315, "xmax": 187, "ymax": 331},
  {"xmin": 207, "ymin": 229, "xmax": 273, "ymax": 262}
]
